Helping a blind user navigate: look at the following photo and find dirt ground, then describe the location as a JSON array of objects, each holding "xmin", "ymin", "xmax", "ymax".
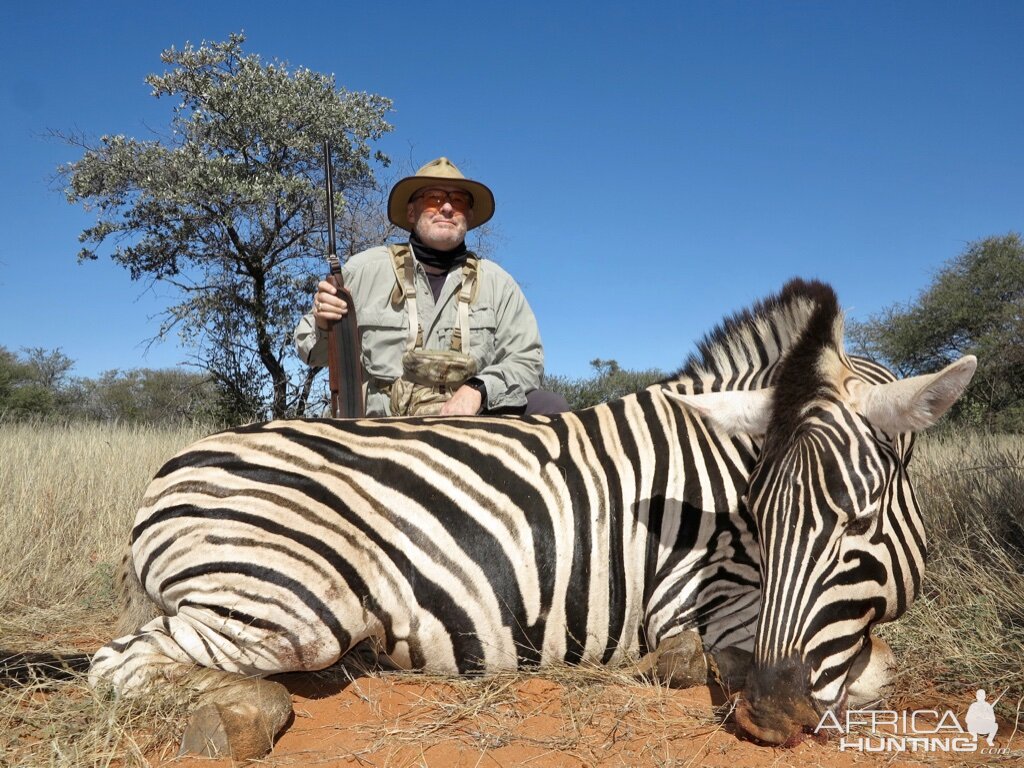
[{"xmin": 160, "ymin": 669, "xmax": 1021, "ymax": 768}]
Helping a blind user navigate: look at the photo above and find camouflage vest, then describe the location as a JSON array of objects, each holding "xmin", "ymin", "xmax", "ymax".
[{"xmin": 385, "ymin": 244, "xmax": 480, "ymax": 416}]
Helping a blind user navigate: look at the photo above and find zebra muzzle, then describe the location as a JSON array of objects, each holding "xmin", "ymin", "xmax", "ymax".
[
  {"xmin": 733, "ymin": 691, "xmax": 823, "ymax": 746},
  {"xmin": 733, "ymin": 657, "xmax": 823, "ymax": 745}
]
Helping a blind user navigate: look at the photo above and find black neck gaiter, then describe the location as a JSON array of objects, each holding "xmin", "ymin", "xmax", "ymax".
[{"xmin": 409, "ymin": 231, "xmax": 470, "ymax": 272}]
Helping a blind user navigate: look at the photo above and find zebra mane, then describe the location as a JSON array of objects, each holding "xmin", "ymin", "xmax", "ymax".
[{"xmin": 672, "ymin": 278, "xmax": 842, "ymax": 394}]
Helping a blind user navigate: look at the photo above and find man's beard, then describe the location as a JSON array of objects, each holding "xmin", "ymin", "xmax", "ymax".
[{"xmin": 414, "ymin": 218, "xmax": 466, "ymax": 250}]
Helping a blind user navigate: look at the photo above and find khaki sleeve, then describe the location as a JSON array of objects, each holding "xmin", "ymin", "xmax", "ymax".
[
  {"xmin": 476, "ymin": 276, "xmax": 544, "ymax": 411},
  {"xmin": 294, "ymin": 312, "xmax": 328, "ymax": 367}
]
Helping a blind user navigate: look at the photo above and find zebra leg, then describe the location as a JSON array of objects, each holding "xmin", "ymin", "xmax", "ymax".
[{"xmin": 89, "ymin": 610, "xmax": 318, "ymax": 760}]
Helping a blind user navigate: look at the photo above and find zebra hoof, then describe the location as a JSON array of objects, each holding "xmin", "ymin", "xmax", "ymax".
[
  {"xmin": 653, "ymin": 630, "xmax": 707, "ymax": 688},
  {"xmin": 179, "ymin": 701, "xmax": 275, "ymax": 760},
  {"xmin": 179, "ymin": 703, "xmax": 231, "ymax": 757}
]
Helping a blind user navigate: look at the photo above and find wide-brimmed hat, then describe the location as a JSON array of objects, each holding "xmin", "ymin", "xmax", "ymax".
[{"xmin": 388, "ymin": 157, "xmax": 495, "ymax": 231}]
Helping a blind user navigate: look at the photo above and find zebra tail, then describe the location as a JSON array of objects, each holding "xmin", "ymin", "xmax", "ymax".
[
  {"xmin": 0, "ymin": 651, "xmax": 92, "ymax": 686},
  {"xmin": 114, "ymin": 546, "xmax": 162, "ymax": 637}
]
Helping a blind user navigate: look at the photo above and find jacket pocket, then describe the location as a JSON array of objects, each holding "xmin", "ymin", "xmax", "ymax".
[
  {"xmin": 466, "ymin": 305, "xmax": 497, "ymax": 364},
  {"xmin": 357, "ymin": 309, "xmax": 408, "ymax": 379}
]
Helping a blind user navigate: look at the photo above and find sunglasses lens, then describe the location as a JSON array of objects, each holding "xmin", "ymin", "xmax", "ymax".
[{"xmin": 417, "ymin": 190, "xmax": 472, "ymax": 211}]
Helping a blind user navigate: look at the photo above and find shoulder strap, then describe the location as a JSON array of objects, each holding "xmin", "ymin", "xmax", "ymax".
[
  {"xmin": 451, "ymin": 255, "xmax": 479, "ymax": 353},
  {"xmin": 388, "ymin": 244, "xmax": 421, "ymax": 352}
]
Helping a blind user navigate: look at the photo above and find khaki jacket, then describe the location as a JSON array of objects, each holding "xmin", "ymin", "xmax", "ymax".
[{"xmin": 294, "ymin": 245, "xmax": 544, "ymax": 416}]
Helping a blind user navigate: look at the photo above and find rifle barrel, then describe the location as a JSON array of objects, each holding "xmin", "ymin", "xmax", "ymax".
[{"xmin": 323, "ymin": 141, "xmax": 337, "ymax": 261}]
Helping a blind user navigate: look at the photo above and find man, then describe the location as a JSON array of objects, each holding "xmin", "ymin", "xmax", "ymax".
[{"xmin": 294, "ymin": 157, "xmax": 568, "ymax": 417}]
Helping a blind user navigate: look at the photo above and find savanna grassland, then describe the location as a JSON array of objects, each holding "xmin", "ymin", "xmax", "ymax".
[{"xmin": 1, "ymin": 421, "xmax": 1022, "ymax": 767}]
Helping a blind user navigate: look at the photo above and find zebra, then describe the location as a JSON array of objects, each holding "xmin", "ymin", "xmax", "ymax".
[
  {"xmin": 679, "ymin": 284, "xmax": 977, "ymax": 744},
  {"xmin": 1, "ymin": 278, "xmax": 975, "ymax": 758}
]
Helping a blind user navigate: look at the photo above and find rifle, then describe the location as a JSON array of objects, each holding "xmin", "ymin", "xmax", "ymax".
[{"xmin": 323, "ymin": 141, "xmax": 365, "ymax": 418}]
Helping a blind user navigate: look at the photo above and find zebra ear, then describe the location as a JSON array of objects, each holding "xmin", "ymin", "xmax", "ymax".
[
  {"xmin": 859, "ymin": 355, "xmax": 977, "ymax": 434},
  {"xmin": 663, "ymin": 388, "xmax": 774, "ymax": 436}
]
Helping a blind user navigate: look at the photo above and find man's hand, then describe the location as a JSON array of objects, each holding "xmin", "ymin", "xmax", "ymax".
[
  {"xmin": 313, "ymin": 279, "xmax": 348, "ymax": 329},
  {"xmin": 440, "ymin": 384, "xmax": 483, "ymax": 416}
]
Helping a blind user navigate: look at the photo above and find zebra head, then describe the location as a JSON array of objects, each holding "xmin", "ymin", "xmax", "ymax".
[{"xmin": 670, "ymin": 283, "xmax": 976, "ymax": 744}]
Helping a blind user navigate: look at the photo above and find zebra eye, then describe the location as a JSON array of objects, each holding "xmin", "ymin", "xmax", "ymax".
[
  {"xmin": 845, "ymin": 473, "xmax": 885, "ymax": 535},
  {"xmin": 846, "ymin": 494, "xmax": 881, "ymax": 536},
  {"xmin": 845, "ymin": 515, "xmax": 875, "ymax": 537}
]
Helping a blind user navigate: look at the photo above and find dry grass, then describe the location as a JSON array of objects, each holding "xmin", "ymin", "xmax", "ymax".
[
  {"xmin": 0, "ymin": 420, "xmax": 210, "ymax": 767},
  {"xmin": 1, "ymin": 421, "xmax": 1022, "ymax": 765},
  {"xmin": 0, "ymin": 420, "xmax": 211, "ymax": 649},
  {"xmin": 0, "ymin": 676, "xmax": 198, "ymax": 768},
  {"xmin": 878, "ymin": 431, "xmax": 1024, "ymax": 718}
]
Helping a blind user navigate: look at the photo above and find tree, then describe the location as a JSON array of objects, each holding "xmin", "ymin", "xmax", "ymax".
[
  {"xmin": 847, "ymin": 233, "xmax": 1024, "ymax": 428},
  {"xmin": 543, "ymin": 358, "xmax": 666, "ymax": 411},
  {"xmin": 0, "ymin": 346, "xmax": 67, "ymax": 419},
  {"xmin": 21, "ymin": 347, "xmax": 75, "ymax": 392},
  {"xmin": 58, "ymin": 33, "xmax": 394, "ymax": 420}
]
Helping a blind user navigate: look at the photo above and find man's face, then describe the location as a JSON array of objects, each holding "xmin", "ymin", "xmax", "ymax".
[{"xmin": 407, "ymin": 185, "xmax": 474, "ymax": 250}]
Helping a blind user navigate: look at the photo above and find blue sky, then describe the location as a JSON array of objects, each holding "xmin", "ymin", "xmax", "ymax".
[{"xmin": 2, "ymin": 1, "xmax": 1022, "ymax": 381}]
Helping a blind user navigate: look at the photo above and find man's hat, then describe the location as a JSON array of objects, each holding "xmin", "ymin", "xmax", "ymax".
[{"xmin": 388, "ymin": 157, "xmax": 495, "ymax": 231}]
